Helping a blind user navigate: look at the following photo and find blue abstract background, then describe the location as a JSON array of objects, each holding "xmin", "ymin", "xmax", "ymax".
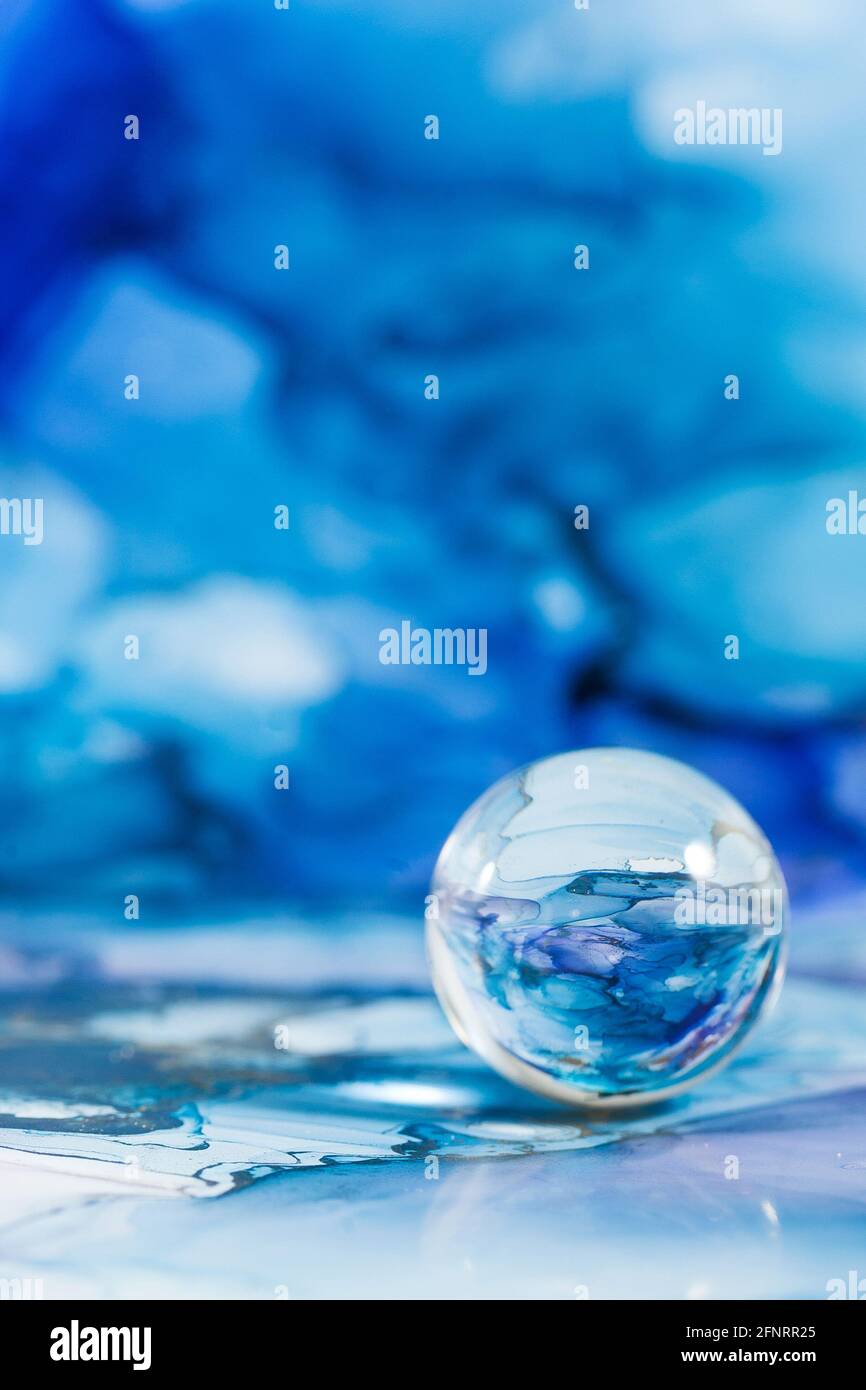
[
  {"xmin": 1, "ymin": 0, "xmax": 866, "ymax": 1300},
  {"xmin": 2, "ymin": 0, "xmax": 866, "ymax": 915}
]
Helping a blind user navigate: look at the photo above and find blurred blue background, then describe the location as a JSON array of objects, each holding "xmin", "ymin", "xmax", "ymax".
[{"xmin": 2, "ymin": 0, "xmax": 866, "ymax": 923}]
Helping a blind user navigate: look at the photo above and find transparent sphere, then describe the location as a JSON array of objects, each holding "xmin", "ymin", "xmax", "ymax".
[{"xmin": 428, "ymin": 748, "xmax": 787, "ymax": 1108}]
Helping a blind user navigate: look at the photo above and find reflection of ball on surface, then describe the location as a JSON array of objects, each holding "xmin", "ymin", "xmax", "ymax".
[{"xmin": 428, "ymin": 748, "xmax": 787, "ymax": 1109}]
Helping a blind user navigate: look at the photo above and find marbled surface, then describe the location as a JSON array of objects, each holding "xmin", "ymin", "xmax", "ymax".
[{"xmin": 0, "ymin": 905, "xmax": 863, "ymax": 1299}]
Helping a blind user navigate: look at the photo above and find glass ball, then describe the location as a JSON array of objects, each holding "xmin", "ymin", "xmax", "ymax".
[{"xmin": 428, "ymin": 748, "xmax": 787, "ymax": 1108}]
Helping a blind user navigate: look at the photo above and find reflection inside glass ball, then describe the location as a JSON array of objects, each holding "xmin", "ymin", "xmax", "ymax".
[{"xmin": 427, "ymin": 748, "xmax": 787, "ymax": 1108}]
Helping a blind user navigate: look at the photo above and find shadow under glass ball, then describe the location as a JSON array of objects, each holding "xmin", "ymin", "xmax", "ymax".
[{"xmin": 427, "ymin": 748, "xmax": 787, "ymax": 1109}]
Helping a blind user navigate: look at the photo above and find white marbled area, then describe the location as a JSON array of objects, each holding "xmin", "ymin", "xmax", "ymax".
[
  {"xmin": 1, "ymin": 964, "xmax": 865, "ymax": 1300},
  {"xmin": 0, "ymin": 907, "xmax": 863, "ymax": 1297}
]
